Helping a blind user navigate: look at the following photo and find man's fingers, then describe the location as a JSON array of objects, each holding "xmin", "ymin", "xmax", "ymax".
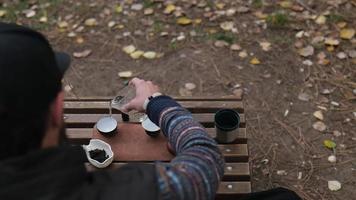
[{"xmin": 130, "ymin": 77, "xmax": 143, "ymax": 87}]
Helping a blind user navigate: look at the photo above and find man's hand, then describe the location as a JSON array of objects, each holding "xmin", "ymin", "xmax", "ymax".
[{"xmin": 121, "ymin": 78, "xmax": 160, "ymax": 113}]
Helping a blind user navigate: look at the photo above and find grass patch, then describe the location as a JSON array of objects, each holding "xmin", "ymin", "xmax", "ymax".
[
  {"xmin": 267, "ymin": 12, "xmax": 289, "ymax": 27},
  {"xmin": 143, "ymin": 0, "xmax": 155, "ymax": 8},
  {"xmin": 210, "ymin": 32, "xmax": 236, "ymax": 44},
  {"xmin": 252, "ymin": 0, "xmax": 264, "ymax": 8},
  {"xmin": 327, "ymin": 13, "xmax": 344, "ymax": 23}
]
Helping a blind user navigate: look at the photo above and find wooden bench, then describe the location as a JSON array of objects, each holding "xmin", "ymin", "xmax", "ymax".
[{"xmin": 64, "ymin": 97, "xmax": 250, "ymax": 199}]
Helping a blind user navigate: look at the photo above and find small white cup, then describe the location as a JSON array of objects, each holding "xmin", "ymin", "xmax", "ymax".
[{"xmin": 83, "ymin": 139, "xmax": 114, "ymax": 168}]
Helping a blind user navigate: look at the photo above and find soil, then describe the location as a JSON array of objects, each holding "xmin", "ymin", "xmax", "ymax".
[{"xmin": 1, "ymin": 0, "xmax": 355, "ymax": 199}]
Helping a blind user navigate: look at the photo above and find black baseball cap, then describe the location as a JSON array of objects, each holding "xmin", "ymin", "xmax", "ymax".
[{"xmin": 0, "ymin": 22, "xmax": 71, "ymax": 114}]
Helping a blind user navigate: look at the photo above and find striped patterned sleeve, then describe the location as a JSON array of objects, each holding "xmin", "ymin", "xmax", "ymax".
[{"xmin": 146, "ymin": 96, "xmax": 225, "ymax": 200}]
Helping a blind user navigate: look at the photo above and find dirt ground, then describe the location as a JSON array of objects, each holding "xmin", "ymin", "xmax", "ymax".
[{"xmin": 1, "ymin": 0, "xmax": 356, "ymax": 199}]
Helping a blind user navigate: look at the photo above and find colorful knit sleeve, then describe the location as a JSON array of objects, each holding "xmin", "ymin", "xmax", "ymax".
[{"xmin": 146, "ymin": 96, "xmax": 225, "ymax": 200}]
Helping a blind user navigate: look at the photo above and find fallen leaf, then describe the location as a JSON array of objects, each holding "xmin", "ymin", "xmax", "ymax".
[
  {"xmin": 250, "ymin": 57, "xmax": 261, "ymax": 65},
  {"xmin": 315, "ymin": 15, "xmax": 326, "ymax": 25},
  {"xmin": 324, "ymin": 139, "xmax": 336, "ymax": 149},
  {"xmin": 239, "ymin": 51, "xmax": 248, "ymax": 58},
  {"xmin": 115, "ymin": 5, "xmax": 123, "ymax": 13},
  {"xmin": 108, "ymin": 21, "xmax": 116, "ymax": 28},
  {"xmin": 143, "ymin": 51, "xmax": 157, "ymax": 59},
  {"xmin": 279, "ymin": 1, "xmax": 293, "ymax": 8},
  {"xmin": 215, "ymin": 3, "xmax": 225, "ymax": 9},
  {"xmin": 84, "ymin": 18, "xmax": 98, "ymax": 27},
  {"xmin": 39, "ymin": 16, "xmax": 48, "ymax": 23},
  {"xmin": 237, "ymin": 6, "xmax": 250, "ymax": 13},
  {"xmin": 298, "ymin": 46, "xmax": 314, "ymax": 57},
  {"xmin": 0, "ymin": 10, "xmax": 6, "ymax": 18},
  {"xmin": 122, "ymin": 45, "xmax": 136, "ymax": 54},
  {"xmin": 220, "ymin": 21, "xmax": 234, "ymax": 31},
  {"xmin": 164, "ymin": 4, "xmax": 176, "ymax": 14},
  {"xmin": 230, "ymin": 44, "xmax": 242, "ymax": 51},
  {"xmin": 336, "ymin": 52, "xmax": 347, "ymax": 59},
  {"xmin": 298, "ymin": 92, "xmax": 311, "ymax": 101},
  {"xmin": 313, "ymin": 121, "xmax": 326, "ymax": 132},
  {"xmin": 254, "ymin": 11, "xmax": 268, "ymax": 19},
  {"xmin": 130, "ymin": 50, "xmax": 144, "ymax": 59},
  {"xmin": 73, "ymin": 49, "xmax": 92, "ymax": 58},
  {"xmin": 131, "ymin": 3, "xmax": 143, "ymax": 11},
  {"xmin": 337, "ymin": 22, "xmax": 347, "ymax": 28},
  {"xmin": 185, "ymin": 83, "xmax": 196, "ymax": 90},
  {"xmin": 340, "ymin": 28, "xmax": 355, "ymax": 40},
  {"xmin": 328, "ymin": 180, "xmax": 341, "ymax": 191},
  {"xmin": 325, "ymin": 38, "xmax": 340, "ymax": 46},
  {"xmin": 177, "ymin": 17, "xmax": 192, "ymax": 25},
  {"xmin": 58, "ymin": 21, "xmax": 69, "ymax": 29},
  {"xmin": 259, "ymin": 41, "xmax": 272, "ymax": 51},
  {"xmin": 214, "ymin": 40, "xmax": 229, "ymax": 47},
  {"xmin": 118, "ymin": 71, "xmax": 133, "ymax": 78},
  {"xmin": 23, "ymin": 9, "xmax": 36, "ymax": 18},
  {"xmin": 313, "ymin": 111, "xmax": 324, "ymax": 120},
  {"xmin": 144, "ymin": 8, "xmax": 154, "ymax": 15}
]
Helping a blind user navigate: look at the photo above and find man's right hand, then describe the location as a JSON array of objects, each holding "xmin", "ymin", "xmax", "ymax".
[{"xmin": 121, "ymin": 78, "xmax": 160, "ymax": 113}]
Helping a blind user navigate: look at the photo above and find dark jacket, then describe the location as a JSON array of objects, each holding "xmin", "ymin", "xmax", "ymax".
[{"xmin": 0, "ymin": 145, "xmax": 158, "ymax": 200}]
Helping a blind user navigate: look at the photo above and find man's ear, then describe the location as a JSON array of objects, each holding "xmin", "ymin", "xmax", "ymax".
[{"xmin": 50, "ymin": 91, "xmax": 64, "ymax": 127}]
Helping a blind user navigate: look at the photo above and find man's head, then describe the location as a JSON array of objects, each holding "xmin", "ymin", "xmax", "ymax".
[{"xmin": 0, "ymin": 22, "xmax": 71, "ymax": 160}]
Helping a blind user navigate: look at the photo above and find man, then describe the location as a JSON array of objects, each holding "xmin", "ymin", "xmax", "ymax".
[{"xmin": 0, "ymin": 22, "xmax": 224, "ymax": 200}]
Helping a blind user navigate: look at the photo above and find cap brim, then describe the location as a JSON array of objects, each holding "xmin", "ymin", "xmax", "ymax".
[{"xmin": 55, "ymin": 52, "xmax": 71, "ymax": 75}]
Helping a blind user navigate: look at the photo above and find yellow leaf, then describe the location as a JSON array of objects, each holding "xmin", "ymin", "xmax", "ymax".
[
  {"xmin": 122, "ymin": 45, "xmax": 136, "ymax": 54},
  {"xmin": 340, "ymin": 28, "xmax": 355, "ymax": 40},
  {"xmin": 279, "ymin": 1, "xmax": 293, "ymax": 8},
  {"xmin": 130, "ymin": 50, "xmax": 144, "ymax": 59},
  {"xmin": 164, "ymin": 4, "xmax": 176, "ymax": 14},
  {"xmin": 324, "ymin": 140, "xmax": 336, "ymax": 149},
  {"xmin": 143, "ymin": 51, "xmax": 157, "ymax": 59},
  {"xmin": 194, "ymin": 18, "xmax": 202, "ymax": 24},
  {"xmin": 177, "ymin": 17, "xmax": 192, "ymax": 25},
  {"xmin": 315, "ymin": 15, "xmax": 326, "ymax": 25},
  {"xmin": 0, "ymin": 10, "xmax": 7, "ymax": 18},
  {"xmin": 115, "ymin": 5, "xmax": 123, "ymax": 13},
  {"xmin": 215, "ymin": 3, "xmax": 225, "ymax": 9},
  {"xmin": 250, "ymin": 57, "xmax": 261, "ymax": 65},
  {"xmin": 324, "ymin": 38, "xmax": 339, "ymax": 46}
]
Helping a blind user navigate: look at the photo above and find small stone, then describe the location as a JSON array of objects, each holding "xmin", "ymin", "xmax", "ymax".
[
  {"xmin": 185, "ymin": 83, "xmax": 196, "ymax": 90},
  {"xmin": 337, "ymin": 52, "xmax": 347, "ymax": 59},
  {"xmin": 277, "ymin": 170, "xmax": 287, "ymax": 176},
  {"xmin": 298, "ymin": 92, "xmax": 312, "ymax": 101},
  {"xmin": 131, "ymin": 4, "xmax": 143, "ymax": 11},
  {"xmin": 328, "ymin": 180, "xmax": 342, "ymax": 191},
  {"xmin": 321, "ymin": 89, "xmax": 332, "ymax": 95},
  {"xmin": 331, "ymin": 101, "xmax": 340, "ymax": 107},
  {"xmin": 67, "ymin": 32, "xmax": 76, "ymax": 38},
  {"xmin": 328, "ymin": 155, "xmax": 337, "ymax": 163},
  {"xmin": 313, "ymin": 121, "xmax": 327, "ymax": 132},
  {"xmin": 108, "ymin": 21, "xmax": 116, "ymax": 28}
]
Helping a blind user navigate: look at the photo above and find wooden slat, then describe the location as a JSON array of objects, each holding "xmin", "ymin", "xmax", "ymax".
[
  {"xmin": 66, "ymin": 128, "xmax": 247, "ymax": 144},
  {"xmin": 216, "ymin": 182, "xmax": 251, "ymax": 199},
  {"xmin": 84, "ymin": 162, "xmax": 250, "ymax": 181},
  {"xmin": 65, "ymin": 96, "xmax": 242, "ymax": 101},
  {"xmin": 64, "ymin": 113, "xmax": 245, "ymax": 128},
  {"xmin": 64, "ymin": 101, "xmax": 244, "ymax": 113}
]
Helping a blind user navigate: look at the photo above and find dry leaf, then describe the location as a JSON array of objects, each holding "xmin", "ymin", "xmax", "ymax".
[
  {"xmin": 214, "ymin": 40, "xmax": 229, "ymax": 47},
  {"xmin": 279, "ymin": 1, "xmax": 293, "ymax": 8},
  {"xmin": 298, "ymin": 92, "xmax": 311, "ymax": 101},
  {"xmin": 239, "ymin": 51, "xmax": 248, "ymax": 58},
  {"xmin": 340, "ymin": 28, "xmax": 355, "ymax": 40},
  {"xmin": 143, "ymin": 51, "xmax": 157, "ymax": 59},
  {"xmin": 250, "ymin": 57, "xmax": 261, "ymax": 65},
  {"xmin": 39, "ymin": 16, "xmax": 48, "ymax": 23},
  {"xmin": 58, "ymin": 21, "xmax": 69, "ymax": 29},
  {"xmin": 130, "ymin": 50, "xmax": 144, "ymax": 59},
  {"xmin": 328, "ymin": 180, "xmax": 341, "ymax": 191},
  {"xmin": 230, "ymin": 44, "xmax": 242, "ymax": 51},
  {"xmin": 115, "ymin": 5, "xmax": 123, "ymax": 13},
  {"xmin": 177, "ymin": 17, "xmax": 192, "ymax": 25},
  {"xmin": 84, "ymin": 18, "xmax": 98, "ymax": 27},
  {"xmin": 23, "ymin": 9, "xmax": 36, "ymax": 18},
  {"xmin": 220, "ymin": 21, "xmax": 234, "ymax": 31},
  {"xmin": 118, "ymin": 71, "xmax": 133, "ymax": 78},
  {"xmin": 164, "ymin": 4, "xmax": 176, "ymax": 14},
  {"xmin": 144, "ymin": 8, "xmax": 154, "ymax": 15},
  {"xmin": 312, "ymin": 121, "xmax": 326, "ymax": 132},
  {"xmin": 259, "ymin": 42, "xmax": 271, "ymax": 51},
  {"xmin": 0, "ymin": 10, "xmax": 6, "ymax": 17},
  {"xmin": 131, "ymin": 4, "xmax": 143, "ymax": 11},
  {"xmin": 298, "ymin": 46, "xmax": 314, "ymax": 57},
  {"xmin": 315, "ymin": 15, "xmax": 326, "ymax": 25},
  {"xmin": 324, "ymin": 140, "xmax": 336, "ymax": 149},
  {"xmin": 73, "ymin": 49, "xmax": 92, "ymax": 58},
  {"xmin": 325, "ymin": 38, "xmax": 340, "ymax": 46},
  {"xmin": 313, "ymin": 111, "xmax": 324, "ymax": 120},
  {"xmin": 122, "ymin": 45, "xmax": 136, "ymax": 54}
]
